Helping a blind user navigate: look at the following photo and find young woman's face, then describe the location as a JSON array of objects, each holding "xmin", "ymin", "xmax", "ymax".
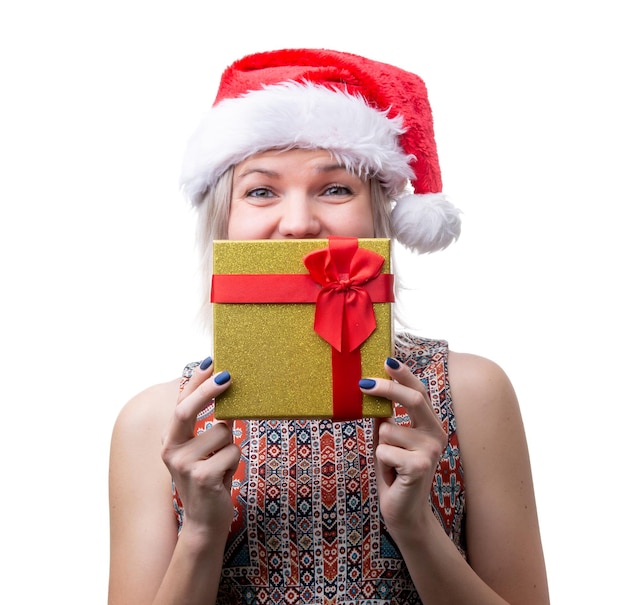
[{"xmin": 228, "ymin": 148, "xmax": 375, "ymax": 240}]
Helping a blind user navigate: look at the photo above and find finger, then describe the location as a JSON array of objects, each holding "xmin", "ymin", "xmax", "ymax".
[
  {"xmin": 372, "ymin": 413, "xmax": 398, "ymax": 452},
  {"xmin": 213, "ymin": 442, "xmax": 242, "ymax": 488},
  {"xmin": 373, "ymin": 417, "xmax": 398, "ymax": 487},
  {"xmin": 377, "ymin": 420, "xmax": 420, "ymax": 451},
  {"xmin": 360, "ymin": 378, "xmax": 436, "ymax": 431},
  {"xmin": 170, "ymin": 441, "xmax": 242, "ymax": 495},
  {"xmin": 383, "ymin": 357, "xmax": 430, "ymax": 400},
  {"xmin": 360, "ymin": 359, "xmax": 439, "ymax": 430},
  {"xmin": 165, "ymin": 370, "xmax": 232, "ymax": 445},
  {"xmin": 176, "ymin": 420, "xmax": 235, "ymax": 461},
  {"xmin": 178, "ymin": 355, "xmax": 215, "ymax": 402},
  {"xmin": 195, "ymin": 442, "xmax": 242, "ymax": 493},
  {"xmin": 375, "ymin": 440, "xmax": 441, "ymax": 481},
  {"xmin": 376, "ymin": 422, "xmax": 446, "ymax": 471}
]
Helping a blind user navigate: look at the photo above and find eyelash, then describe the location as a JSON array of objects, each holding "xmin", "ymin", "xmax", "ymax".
[
  {"xmin": 246, "ymin": 187, "xmax": 275, "ymax": 199},
  {"xmin": 245, "ymin": 184, "xmax": 354, "ymax": 199},
  {"xmin": 323, "ymin": 184, "xmax": 353, "ymax": 196}
]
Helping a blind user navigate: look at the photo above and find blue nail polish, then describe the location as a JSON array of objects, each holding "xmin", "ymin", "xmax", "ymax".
[
  {"xmin": 214, "ymin": 370, "xmax": 231, "ymax": 385},
  {"xmin": 386, "ymin": 357, "xmax": 400, "ymax": 369},
  {"xmin": 359, "ymin": 378, "xmax": 376, "ymax": 390},
  {"xmin": 200, "ymin": 356, "xmax": 213, "ymax": 371}
]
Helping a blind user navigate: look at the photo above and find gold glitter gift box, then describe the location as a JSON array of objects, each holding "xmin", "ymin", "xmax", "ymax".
[{"xmin": 211, "ymin": 237, "xmax": 394, "ymax": 420}]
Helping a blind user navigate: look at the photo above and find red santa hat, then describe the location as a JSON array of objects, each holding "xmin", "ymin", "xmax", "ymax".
[{"xmin": 180, "ymin": 48, "xmax": 461, "ymax": 253}]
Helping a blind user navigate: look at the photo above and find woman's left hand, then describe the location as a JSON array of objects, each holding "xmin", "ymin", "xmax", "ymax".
[{"xmin": 361, "ymin": 359, "xmax": 447, "ymax": 541}]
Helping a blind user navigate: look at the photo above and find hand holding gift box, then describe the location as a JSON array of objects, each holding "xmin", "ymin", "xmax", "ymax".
[{"xmin": 211, "ymin": 236, "xmax": 394, "ymax": 420}]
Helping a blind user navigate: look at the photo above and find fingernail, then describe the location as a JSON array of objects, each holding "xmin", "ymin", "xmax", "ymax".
[
  {"xmin": 359, "ymin": 378, "xmax": 376, "ymax": 390},
  {"xmin": 386, "ymin": 357, "xmax": 400, "ymax": 369},
  {"xmin": 214, "ymin": 370, "xmax": 231, "ymax": 385},
  {"xmin": 200, "ymin": 356, "xmax": 213, "ymax": 371}
]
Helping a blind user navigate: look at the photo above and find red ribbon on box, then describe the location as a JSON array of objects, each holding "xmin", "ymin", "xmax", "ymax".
[{"xmin": 211, "ymin": 237, "xmax": 394, "ymax": 420}]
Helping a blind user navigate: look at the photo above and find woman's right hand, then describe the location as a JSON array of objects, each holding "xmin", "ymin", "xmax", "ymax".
[{"xmin": 160, "ymin": 359, "xmax": 241, "ymax": 546}]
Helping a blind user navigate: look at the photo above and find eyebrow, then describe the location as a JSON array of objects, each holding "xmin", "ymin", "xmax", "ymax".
[
  {"xmin": 314, "ymin": 162, "xmax": 347, "ymax": 173},
  {"xmin": 235, "ymin": 167, "xmax": 280, "ymax": 180},
  {"xmin": 236, "ymin": 162, "xmax": 349, "ymax": 181}
]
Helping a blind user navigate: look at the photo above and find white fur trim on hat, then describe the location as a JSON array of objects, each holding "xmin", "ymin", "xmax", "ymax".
[
  {"xmin": 391, "ymin": 193, "xmax": 462, "ymax": 253},
  {"xmin": 180, "ymin": 81, "xmax": 415, "ymax": 205}
]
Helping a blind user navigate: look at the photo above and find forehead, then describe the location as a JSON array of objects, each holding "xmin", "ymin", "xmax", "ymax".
[{"xmin": 233, "ymin": 148, "xmax": 353, "ymax": 175}]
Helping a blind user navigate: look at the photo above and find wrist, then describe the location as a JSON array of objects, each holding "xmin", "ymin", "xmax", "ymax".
[
  {"xmin": 387, "ymin": 505, "xmax": 442, "ymax": 551},
  {"xmin": 178, "ymin": 520, "xmax": 230, "ymax": 558}
]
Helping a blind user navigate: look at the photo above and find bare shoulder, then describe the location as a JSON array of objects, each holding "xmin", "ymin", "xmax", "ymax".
[
  {"xmin": 447, "ymin": 350, "xmax": 515, "ymax": 401},
  {"xmin": 109, "ymin": 377, "xmax": 182, "ymax": 521},
  {"xmin": 112, "ymin": 378, "xmax": 181, "ymax": 438},
  {"xmin": 446, "ymin": 350, "xmax": 523, "ymax": 458},
  {"xmin": 109, "ymin": 377, "xmax": 181, "ymax": 495}
]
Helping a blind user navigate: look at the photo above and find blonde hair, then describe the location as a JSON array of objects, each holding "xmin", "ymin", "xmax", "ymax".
[{"xmin": 194, "ymin": 166, "xmax": 393, "ymax": 332}]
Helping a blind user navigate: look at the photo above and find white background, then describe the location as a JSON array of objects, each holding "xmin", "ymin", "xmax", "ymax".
[{"xmin": 1, "ymin": 1, "xmax": 624, "ymax": 603}]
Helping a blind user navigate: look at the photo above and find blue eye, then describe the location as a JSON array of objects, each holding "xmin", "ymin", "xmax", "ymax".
[
  {"xmin": 324, "ymin": 185, "xmax": 352, "ymax": 196},
  {"xmin": 247, "ymin": 188, "xmax": 275, "ymax": 199}
]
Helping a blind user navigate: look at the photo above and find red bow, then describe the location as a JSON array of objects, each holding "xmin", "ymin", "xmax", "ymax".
[{"xmin": 304, "ymin": 236, "xmax": 385, "ymax": 352}]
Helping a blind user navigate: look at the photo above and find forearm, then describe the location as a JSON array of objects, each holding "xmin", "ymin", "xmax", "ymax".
[
  {"xmin": 152, "ymin": 526, "xmax": 225, "ymax": 605},
  {"xmin": 396, "ymin": 513, "xmax": 509, "ymax": 605}
]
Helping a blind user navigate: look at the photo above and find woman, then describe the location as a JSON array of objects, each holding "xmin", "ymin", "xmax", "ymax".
[{"xmin": 109, "ymin": 48, "xmax": 550, "ymax": 604}]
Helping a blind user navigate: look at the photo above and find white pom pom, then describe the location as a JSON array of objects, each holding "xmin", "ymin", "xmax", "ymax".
[{"xmin": 391, "ymin": 193, "xmax": 462, "ymax": 253}]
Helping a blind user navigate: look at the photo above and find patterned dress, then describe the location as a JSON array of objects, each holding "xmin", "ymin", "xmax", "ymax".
[{"xmin": 173, "ymin": 333, "xmax": 465, "ymax": 604}]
